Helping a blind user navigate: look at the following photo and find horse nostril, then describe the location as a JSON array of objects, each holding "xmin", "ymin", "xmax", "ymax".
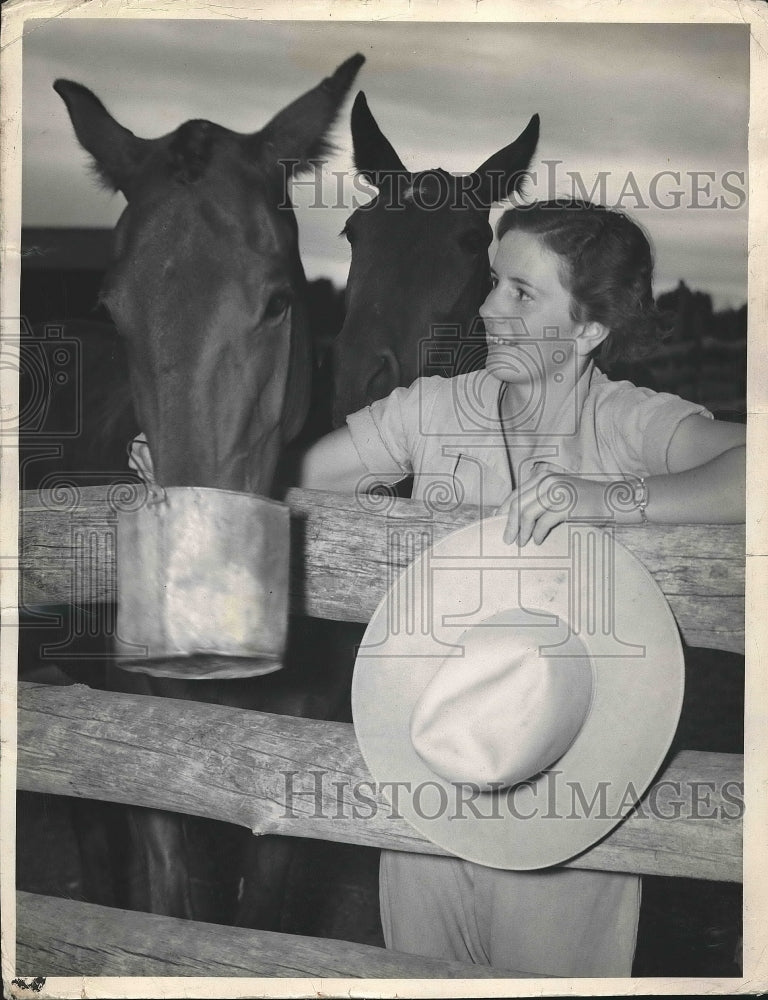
[{"xmin": 365, "ymin": 351, "xmax": 400, "ymax": 405}]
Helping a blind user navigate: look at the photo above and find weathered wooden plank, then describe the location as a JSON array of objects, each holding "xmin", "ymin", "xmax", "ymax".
[
  {"xmin": 18, "ymin": 486, "xmax": 745, "ymax": 653},
  {"xmin": 17, "ymin": 682, "xmax": 743, "ymax": 882},
  {"xmin": 15, "ymin": 891, "xmax": 536, "ymax": 978}
]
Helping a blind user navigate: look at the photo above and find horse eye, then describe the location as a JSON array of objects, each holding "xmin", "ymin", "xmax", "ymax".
[
  {"xmin": 264, "ymin": 291, "xmax": 291, "ymax": 320},
  {"xmin": 459, "ymin": 229, "xmax": 492, "ymax": 254}
]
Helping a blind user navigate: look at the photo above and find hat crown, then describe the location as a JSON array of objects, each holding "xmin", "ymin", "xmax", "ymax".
[
  {"xmin": 352, "ymin": 519, "xmax": 685, "ymax": 870},
  {"xmin": 409, "ymin": 610, "xmax": 594, "ymax": 790}
]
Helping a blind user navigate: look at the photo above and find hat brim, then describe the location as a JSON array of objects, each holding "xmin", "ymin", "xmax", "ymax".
[{"xmin": 351, "ymin": 518, "xmax": 685, "ymax": 870}]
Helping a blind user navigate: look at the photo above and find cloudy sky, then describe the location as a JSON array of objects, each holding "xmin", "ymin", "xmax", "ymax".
[{"xmin": 22, "ymin": 18, "xmax": 748, "ymax": 308}]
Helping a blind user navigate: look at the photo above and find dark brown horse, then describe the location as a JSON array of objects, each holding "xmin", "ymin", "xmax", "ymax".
[
  {"xmin": 332, "ymin": 92, "xmax": 539, "ymax": 426},
  {"xmin": 54, "ymin": 56, "xmax": 364, "ymax": 927}
]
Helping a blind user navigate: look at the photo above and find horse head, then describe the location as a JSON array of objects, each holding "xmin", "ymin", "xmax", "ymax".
[
  {"xmin": 331, "ymin": 92, "xmax": 539, "ymax": 426},
  {"xmin": 55, "ymin": 55, "xmax": 364, "ymax": 493}
]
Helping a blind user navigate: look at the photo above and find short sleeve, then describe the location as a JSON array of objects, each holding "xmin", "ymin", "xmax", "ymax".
[
  {"xmin": 598, "ymin": 381, "xmax": 713, "ymax": 476},
  {"xmin": 346, "ymin": 376, "xmax": 444, "ymax": 478}
]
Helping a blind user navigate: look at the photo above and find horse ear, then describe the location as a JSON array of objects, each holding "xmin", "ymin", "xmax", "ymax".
[
  {"xmin": 54, "ymin": 79, "xmax": 151, "ymax": 196},
  {"xmin": 471, "ymin": 113, "xmax": 540, "ymax": 207},
  {"xmin": 351, "ymin": 91, "xmax": 408, "ymax": 185},
  {"xmin": 249, "ymin": 54, "xmax": 365, "ymax": 175}
]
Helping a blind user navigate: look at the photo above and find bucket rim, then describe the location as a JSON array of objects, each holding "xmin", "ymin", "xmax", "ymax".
[{"xmin": 129, "ymin": 484, "xmax": 290, "ymax": 512}]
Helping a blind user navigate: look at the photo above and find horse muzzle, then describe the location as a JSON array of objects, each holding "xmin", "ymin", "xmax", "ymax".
[{"xmin": 115, "ymin": 486, "xmax": 289, "ymax": 679}]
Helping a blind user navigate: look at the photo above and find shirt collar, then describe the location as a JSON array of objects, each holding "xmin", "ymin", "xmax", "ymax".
[{"xmin": 448, "ymin": 362, "xmax": 600, "ymax": 478}]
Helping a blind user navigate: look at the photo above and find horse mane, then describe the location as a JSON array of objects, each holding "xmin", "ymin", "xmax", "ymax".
[{"xmin": 168, "ymin": 120, "xmax": 218, "ymax": 183}]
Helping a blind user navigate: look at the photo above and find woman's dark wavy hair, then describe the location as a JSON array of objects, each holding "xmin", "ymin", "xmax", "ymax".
[{"xmin": 496, "ymin": 199, "xmax": 671, "ymax": 370}]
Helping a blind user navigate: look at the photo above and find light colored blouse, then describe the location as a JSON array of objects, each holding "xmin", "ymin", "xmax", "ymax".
[{"xmin": 347, "ymin": 363, "xmax": 711, "ymax": 509}]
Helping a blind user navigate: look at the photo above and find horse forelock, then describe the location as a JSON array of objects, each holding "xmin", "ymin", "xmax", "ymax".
[
  {"xmin": 403, "ymin": 168, "xmax": 454, "ymax": 204},
  {"xmin": 167, "ymin": 119, "xmax": 223, "ymax": 184}
]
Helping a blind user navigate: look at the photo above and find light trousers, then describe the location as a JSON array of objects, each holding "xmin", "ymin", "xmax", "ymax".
[{"xmin": 380, "ymin": 850, "xmax": 641, "ymax": 977}]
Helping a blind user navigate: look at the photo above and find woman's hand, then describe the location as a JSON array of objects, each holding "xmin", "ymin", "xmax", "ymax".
[
  {"xmin": 498, "ymin": 437, "xmax": 747, "ymax": 546},
  {"xmin": 497, "ymin": 469, "xmax": 624, "ymax": 546},
  {"xmin": 127, "ymin": 433, "xmax": 156, "ymax": 485}
]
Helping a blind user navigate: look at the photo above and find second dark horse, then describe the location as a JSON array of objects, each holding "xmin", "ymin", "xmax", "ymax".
[{"xmin": 332, "ymin": 92, "xmax": 539, "ymax": 425}]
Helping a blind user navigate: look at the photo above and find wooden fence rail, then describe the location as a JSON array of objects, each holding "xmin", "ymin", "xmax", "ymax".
[
  {"xmin": 15, "ymin": 891, "xmax": 540, "ymax": 979},
  {"xmin": 18, "ymin": 681, "xmax": 743, "ymax": 883},
  {"xmin": 19, "ymin": 486, "xmax": 745, "ymax": 654},
  {"xmin": 14, "ymin": 485, "xmax": 745, "ymax": 980}
]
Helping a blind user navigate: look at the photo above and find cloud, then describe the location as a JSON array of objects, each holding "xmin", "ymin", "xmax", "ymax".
[{"xmin": 20, "ymin": 17, "xmax": 748, "ymax": 307}]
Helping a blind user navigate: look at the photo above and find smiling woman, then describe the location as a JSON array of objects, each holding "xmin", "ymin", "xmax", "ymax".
[
  {"xmin": 291, "ymin": 196, "xmax": 746, "ymax": 976},
  {"xmin": 488, "ymin": 200, "xmax": 664, "ymax": 368},
  {"xmin": 481, "ymin": 204, "xmax": 664, "ymax": 401},
  {"xmin": 13, "ymin": 11, "xmax": 751, "ymax": 981}
]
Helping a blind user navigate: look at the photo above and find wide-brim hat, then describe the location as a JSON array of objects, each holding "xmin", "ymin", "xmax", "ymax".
[{"xmin": 351, "ymin": 517, "xmax": 685, "ymax": 870}]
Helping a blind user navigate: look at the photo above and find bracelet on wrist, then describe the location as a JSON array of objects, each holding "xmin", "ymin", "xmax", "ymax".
[{"xmin": 632, "ymin": 476, "xmax": 649, "ymax": 525}]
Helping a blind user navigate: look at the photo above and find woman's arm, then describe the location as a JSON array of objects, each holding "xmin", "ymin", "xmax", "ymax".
[
  {"xmin": 130, "ymin": 426, "xmax": 371, "ymax": 497},
  {"xmin": 642, "ymin": 412, "xmax": 745, "ymax": 524},
  {"xmin": 290, "ymin": 426, "xmax": 371, "ymax": 493},
  {"xmin": 642, "ymin": 442, "xmax": 745, "ymax": 524},
  {"xmin": 665, "ymin": 413, "xmax": 745, "ymax": 471},
  {"xmin": 502, "ymin": 415, "xmax": 746, "ymax": 545}
]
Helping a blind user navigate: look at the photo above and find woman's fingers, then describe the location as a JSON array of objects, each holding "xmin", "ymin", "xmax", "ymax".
[
  {"xmin": 502, "ymin": 496, "xmax": 518, "ymax": 544},
  {"xmin": 532, "ymin": 508, "xmax": 566, "ymax": 546},
  {"xmin": 517, "ymin": 495, "xmax": 549, "ymax": 547},
  {"xmin": 503, "ymin": 472, "xmax": 548, "ymax": 544},
  {"xmin": 501, "ymin": 483, "xmax": 540, "ymax": 544},
  {"xmin": 517, "ymin": 476, "xmax": 614, "ymax": 546},
  {"xmin": 504, "ymin": 472, "xmax": 574, "ymax": 546},
  {"xmin": 503, "ymin": 515, "xmax": 517, "ymax": 545},
  {"xmin": 127, "ymin": 433, "xmax": 156, "ymax": 484}
]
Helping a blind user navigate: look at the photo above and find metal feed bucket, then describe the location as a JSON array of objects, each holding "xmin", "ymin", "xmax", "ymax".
[{"xmin": 116, "ymin": 486, "xmax": 289, "ymax": 679}]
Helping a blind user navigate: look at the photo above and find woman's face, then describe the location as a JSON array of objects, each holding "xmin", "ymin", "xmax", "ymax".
[{"xmin": 480, "ymin": 229, "xmax": 580, "ymax": 384}]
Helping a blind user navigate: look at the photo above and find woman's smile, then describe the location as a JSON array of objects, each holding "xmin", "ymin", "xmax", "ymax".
[{"xmin": 486, "ymin": 332, "xmax": 519, "ymax": 346}]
